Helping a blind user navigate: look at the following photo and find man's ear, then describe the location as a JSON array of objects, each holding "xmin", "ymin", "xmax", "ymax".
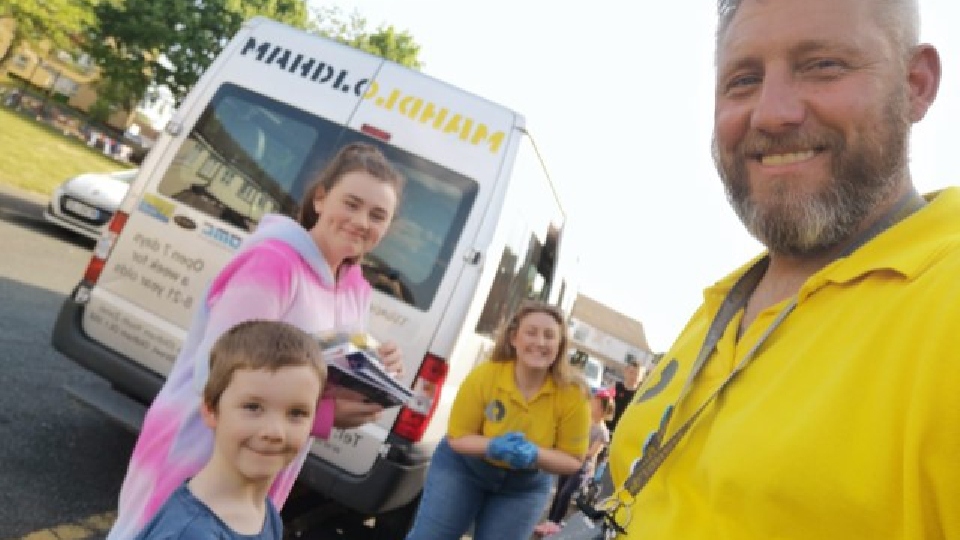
[
  {"xmin": 907, "ymin": 44, "xmax": 941, "ymax": 123},
  {"xmin": 200, "ymin": 400, "xmax": 218, "ymax": 430}
]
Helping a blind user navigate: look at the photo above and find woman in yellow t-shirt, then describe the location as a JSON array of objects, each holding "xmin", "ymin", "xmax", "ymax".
[{"xmin": 405, "ymin": 300, "xmax": 591, "ymax": 540}]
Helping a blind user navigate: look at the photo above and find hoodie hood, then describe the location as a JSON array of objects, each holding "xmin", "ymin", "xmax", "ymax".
[{"xmin": 243, "ymin": 214, "xmax": 336, "ymax": 287}]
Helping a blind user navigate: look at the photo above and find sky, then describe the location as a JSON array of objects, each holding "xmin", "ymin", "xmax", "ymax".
[{"xmin": 322, "ymin": 1, "xmax": 960, "ymax": 351}]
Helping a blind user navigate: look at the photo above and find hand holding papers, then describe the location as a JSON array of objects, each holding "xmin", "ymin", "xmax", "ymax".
[{"xmin": 320, "ymin": 333, "xmax": 413, "ymax": 408}]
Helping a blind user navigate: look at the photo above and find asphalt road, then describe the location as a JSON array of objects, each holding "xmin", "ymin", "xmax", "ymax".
[{"xmin": 0, "ymin": 185, "xmax": 136, "ymax": 539}]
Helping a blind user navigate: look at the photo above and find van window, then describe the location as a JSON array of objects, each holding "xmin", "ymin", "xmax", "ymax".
[
  {"xmin": 158, "ymin": 84, "xmax": 319, "ymax": 230},
  {"xmin": 157, "ymin": 83, "xmax": 478, "ymax": 312},
  {"xmin": 474, "ymin": 136, "xmax": 565, "ymax": 336},
  {"xmin": 332, "ymin": 133, "xmax": 478, "ymax": 312}
]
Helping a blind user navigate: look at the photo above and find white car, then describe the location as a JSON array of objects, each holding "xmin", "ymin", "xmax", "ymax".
[
  {"xmin": 44, "ymin": 168, "xmax": 138, "ymax": 240},
  {"xmin": 583, "ymin": 356, "xmax": 605, "ymax": 392}
]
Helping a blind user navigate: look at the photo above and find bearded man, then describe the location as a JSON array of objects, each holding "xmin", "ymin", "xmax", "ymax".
[{"xmin": 605, "ymin": 0, "xmax": 959, "ymax": 538}]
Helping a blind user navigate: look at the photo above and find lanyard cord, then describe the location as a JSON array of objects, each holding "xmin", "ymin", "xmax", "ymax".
[{"xmin": 621, "ymin": 189, "xmax": 927, "ymax": 498}]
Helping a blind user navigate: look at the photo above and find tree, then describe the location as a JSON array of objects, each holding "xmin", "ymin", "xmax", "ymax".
[
  {"xmin": 86, "ymin": 1, "xmax": 423, "ymax": 112},
  {"xmin": 310, "ymin": 7, "xmax": 423, "ymax": 70},
  {"xmin": 86, "ymin": 0, "xmax": 310, "ymax": 109},
  {"xmin": 1, "ymin": 0, "xmax": 96, "ymax": 64}
]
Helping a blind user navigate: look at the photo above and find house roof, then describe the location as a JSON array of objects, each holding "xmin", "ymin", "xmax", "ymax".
[{"xmin": 571, "ymin": 293, "xmax": 651, "ymax": 351}]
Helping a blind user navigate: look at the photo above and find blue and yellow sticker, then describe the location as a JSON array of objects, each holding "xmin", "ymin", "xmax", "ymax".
[{"xmin": 138, "ymin": 193, "xmax": 174, "ymax": 223}]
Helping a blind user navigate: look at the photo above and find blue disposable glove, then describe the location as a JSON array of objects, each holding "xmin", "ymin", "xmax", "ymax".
[
  {"xmin": 504, "ymin": 439, "xmax": 539, "ymax": 469},
  {"xmin": 486, "ymin": 431, "xmax": 525, "ymax": 462}
]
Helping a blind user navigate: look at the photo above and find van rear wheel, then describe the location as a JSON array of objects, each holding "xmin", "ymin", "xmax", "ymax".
[
  {"xmin": 282, "ymin": 486, "xmax": 356, "ymax": 539},
  {"xmin": 371, "ymin": 495, "xmax": 420, "ymax": 540}
]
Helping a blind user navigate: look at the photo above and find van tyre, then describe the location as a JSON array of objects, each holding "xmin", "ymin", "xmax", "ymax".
[{"xmin": 371, "ymin": 495, "xmax": 420, "ymax": 540}]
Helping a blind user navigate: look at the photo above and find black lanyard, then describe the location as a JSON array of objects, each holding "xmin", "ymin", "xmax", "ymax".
[{"xmin": 621, "ymin": 190, "xmax": 927, "ymax": 499}]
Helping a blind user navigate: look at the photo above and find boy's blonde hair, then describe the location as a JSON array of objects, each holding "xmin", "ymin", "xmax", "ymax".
[{"xmin": 204, "ymin": 320, "xmax": 326, "ymax": 410}]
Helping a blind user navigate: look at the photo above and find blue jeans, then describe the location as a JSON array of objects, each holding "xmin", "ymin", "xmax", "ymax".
[{"xmin": 406, "ymin": 438, "xmax": 554, "ymax": 540}]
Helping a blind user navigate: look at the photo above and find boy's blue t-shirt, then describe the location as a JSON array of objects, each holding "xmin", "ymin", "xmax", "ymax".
[{"xmin": 133, "ymin": 483, "xmax": 282, "ymax": 539}]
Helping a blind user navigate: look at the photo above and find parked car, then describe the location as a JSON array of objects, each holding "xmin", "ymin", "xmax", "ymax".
[
  {"xmin": 582, "ymin": 355, "xmax": 605, "ymax": 391},
  {"xmin": 43, "ymin": 168, "xmax": 138, "ymax": 240}
]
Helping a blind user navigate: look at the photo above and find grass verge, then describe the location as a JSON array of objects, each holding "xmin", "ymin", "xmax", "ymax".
[{"xmin": 0, "ymin": 107, "xmax": 128, "ymax": 197}]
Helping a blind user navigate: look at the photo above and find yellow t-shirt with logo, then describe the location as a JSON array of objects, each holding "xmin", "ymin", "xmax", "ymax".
[
  {"xmin": 608, "ymin": 188, "xmax": 960, "ymax": 539},
  {"xmin": 447, "ymin": 359, "xmax": 590, "ymax": 463}
]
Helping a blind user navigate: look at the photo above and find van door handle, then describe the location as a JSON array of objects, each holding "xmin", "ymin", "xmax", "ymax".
[
  {"xmin": 165, "ymin": 120, "xmax": 184, "ymax": 137},
  {"xmin": 464, "ymin": 250, "xmax": 482, "ymax": 265}
]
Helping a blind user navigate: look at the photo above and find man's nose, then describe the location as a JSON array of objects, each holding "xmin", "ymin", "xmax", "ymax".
[{"xmin": 751, "ymin": 67, "xmax": 805, "ymax": 134}]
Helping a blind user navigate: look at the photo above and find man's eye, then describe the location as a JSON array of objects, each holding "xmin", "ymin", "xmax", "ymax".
[
  {"xmin": 725, "ymin": 74, "xmax": 761, "ymax": 93},
  {"xmin": 808, "ymin": 58, "xmax": 841, "ymax": 69},
  {"xmin": 803, "ymin": 58, "xmax": 847, "ymax": 75}
]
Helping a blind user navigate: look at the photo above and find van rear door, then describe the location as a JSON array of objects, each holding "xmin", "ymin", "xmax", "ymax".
[
  {"xmin": 304, "ymin": 62, "xmax": 523, "ymax": 472},
  {"xmin": 81, "ymin": 17, "xmax": 523, "ymax": 478},
  {"xmin": 81, "ymin": 20, "xmax": 384, "ymax": 378}
]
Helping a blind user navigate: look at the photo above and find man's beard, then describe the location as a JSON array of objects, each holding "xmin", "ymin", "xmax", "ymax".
[{"xmin": 713, "ymin": 89, "xmax": 911, "ymax": 257}]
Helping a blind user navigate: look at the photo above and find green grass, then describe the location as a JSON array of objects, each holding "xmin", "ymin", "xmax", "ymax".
[{"xmin": 0, "ymin": 107, "xmax": 127, "ymax": 197}]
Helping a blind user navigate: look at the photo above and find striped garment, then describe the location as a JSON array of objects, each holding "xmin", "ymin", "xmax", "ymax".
[{"xmin": 108, "ymin": 214, "xmax": 371, "ymax": 539}]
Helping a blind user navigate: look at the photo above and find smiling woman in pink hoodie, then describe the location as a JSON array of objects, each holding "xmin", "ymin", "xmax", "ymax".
[{"xmin": 108, "ymin": 142, "xmax": 406, "ymax": 539}]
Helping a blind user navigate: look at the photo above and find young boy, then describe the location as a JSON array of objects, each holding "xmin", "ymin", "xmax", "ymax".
[{"xmin": 134, "ymin": 320, "xmax": 327, "ymax": 539}]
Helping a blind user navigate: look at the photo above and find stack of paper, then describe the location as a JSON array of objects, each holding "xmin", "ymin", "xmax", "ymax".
[{"xmin": 319, "ymin": 333, "xmax": 413, "ymax": 408}]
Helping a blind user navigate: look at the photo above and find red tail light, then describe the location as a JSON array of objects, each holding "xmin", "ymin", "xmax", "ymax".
[
  {"xmin": 392, "ymin": 353, "xmax": 448, "ymax": 442},
  {"xmin": 361, "ymin": 123, "xmax": 392, "ymax": 142},
  {"xmin": 82, "ymin": 211, "xmax": 129, "ymax": 284}
]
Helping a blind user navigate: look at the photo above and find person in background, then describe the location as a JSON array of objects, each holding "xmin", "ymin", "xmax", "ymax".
[
  {"xmin": 405, "ymin": 301, "xmax": 591, "ymax": 540},
  {"xmin": 606, "ymin": 0, "xmax": 959, "ymax": 538},
  {"xmin": 109, "ymin": 142, "xmax": 406, "ymax": 539},
  {"xmin": 605, "ymin": 357, "xmax": 646, "ymax": 434},
  {"xmin": 135, "ymin": 320, "xmax": 326, "ymax": 539},
  {"xmin": 535, "ymin": 387, "xmax": 615, "ymax": 536}
]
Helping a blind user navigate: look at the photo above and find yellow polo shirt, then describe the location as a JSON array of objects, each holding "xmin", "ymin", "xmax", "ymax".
[
  {"xmin": 609, "ymin": 188, "xmax": 960, "ymax": 539},
  {"xmin": 447, "ymin": 359, "xmax": 590, "ymax": 464}
]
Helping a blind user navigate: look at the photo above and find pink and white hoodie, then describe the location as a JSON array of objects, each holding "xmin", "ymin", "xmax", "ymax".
[{"xmin": 108, "ymin": 214, "xmax": 371, "ymax": 539}]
